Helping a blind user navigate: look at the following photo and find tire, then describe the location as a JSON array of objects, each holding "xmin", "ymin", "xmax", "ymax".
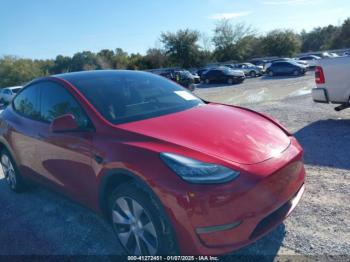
[
  {"xmin": 268, "ymin": 70, "xmax": 274, "ymax": 77},
  {"xmin": 249, "ymin": 71, "xmax": 257, "ymax": 77},
  {"xmin": 0, "ymin": 148, "xmax": 27, "ymax": 192},
  {"xmin": 187, "ymin": 84, "xmax": 195, "ymax": 92},
  {"xmin": 205, "ymin": 79, "xmax": 210, "ymax": 84},
  {"xmin": 109, "ymin": 181, "xmax": 178, "ymax": 255},
  {"xmin": 293, "ymin": 70, "xmax": 300, "ymax": 76},
  {"xmin": 227, "ymin": 78, "xmax": 234, "ymax": 85}
]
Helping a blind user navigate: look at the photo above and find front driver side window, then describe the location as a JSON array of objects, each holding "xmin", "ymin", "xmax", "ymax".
[{"xmin": 40, "ymin": 81, "xmax": 90, "ymax": 129}]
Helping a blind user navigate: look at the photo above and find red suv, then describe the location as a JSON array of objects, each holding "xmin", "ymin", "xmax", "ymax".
[{"xmin": 0, "ymin": 70, "xmax": 305, "ymax": 255}]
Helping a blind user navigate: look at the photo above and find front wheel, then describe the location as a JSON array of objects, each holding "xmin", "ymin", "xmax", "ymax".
[
  {"xmin": 109, "ymin": 182, "xmax": 178, "ymax": 255},
  {"xmin": 205, "ymin": 79, "xmax": 210, "ymax": 84},
  {"xmin": 227, "ymin": 78, "xmax": 234, "ymax": 85},
  {"xmin": 249, "ymin": 71, "xmax": 257, "ymax": 77},
  {"xmin": 1, "ymin": 149, "xmax": 27, "ymax": 192},
  {"xmin": 268, "ymin": 70, "xmax": 274, "ymax": 77}
]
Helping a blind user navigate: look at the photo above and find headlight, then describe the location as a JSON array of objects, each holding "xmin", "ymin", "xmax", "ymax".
[{"xmin": 160, "ymin": 153, "xmax": 240, "ymax": 184}]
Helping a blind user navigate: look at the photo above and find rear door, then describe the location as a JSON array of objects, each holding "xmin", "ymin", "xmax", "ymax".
[{"xmin": 35, "ymin": 81, "xmax": 97, "ymax": 205}]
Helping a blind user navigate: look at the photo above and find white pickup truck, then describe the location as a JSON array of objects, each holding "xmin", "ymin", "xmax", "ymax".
[{"xmin": 312, "ymin": 56, "xmax": 350, "ymax": 111}]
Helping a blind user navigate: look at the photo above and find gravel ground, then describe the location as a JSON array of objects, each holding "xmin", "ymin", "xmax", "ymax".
[{"xmin": 0, "ymin": 72, "xmax": 349, "ymax": 259}]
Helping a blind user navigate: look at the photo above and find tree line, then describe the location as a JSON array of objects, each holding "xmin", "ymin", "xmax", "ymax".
[{"xmin": 1, "ymin": 18, "xmax": 350, "ymax": 87}]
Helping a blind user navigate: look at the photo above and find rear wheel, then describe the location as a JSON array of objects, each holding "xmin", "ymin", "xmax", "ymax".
[
  {"xmin": 227, "ymin": 78, "xmax": 234, "ymax": 85},
  {"xmin": 205, "ymin": 79, "xmax": 210, "ymax": 84},
  {"xmin": 268, "ymin": 70, "xmax": 274, "ymax": 77},
  {"xmin": 249, "ymin": 71, "xmax": 257, "ymax": 77},
  {"xmin": 0, "ymin": 149, "xmax": 27, "ymax": 192},
  {"xmin": 109, "ymin": 182, "xmax": 178, "ymax": 255}
]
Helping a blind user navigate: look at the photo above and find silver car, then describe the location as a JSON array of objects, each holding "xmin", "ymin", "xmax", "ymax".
[
  {"xmin": 0, "ymin": 86, "xmax": 22, "ymax": 104},
  {"xmin": 229, "ymin": 63, "xmax": 263, "ymax": 77}
]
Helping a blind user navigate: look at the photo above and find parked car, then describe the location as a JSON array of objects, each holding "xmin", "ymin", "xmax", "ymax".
[
  {"xmin": 297, "ymin": 55, "xmax": 321, "ymax": 68},
  {"xmin": 187, "ymin": 68, "xmax": 200, "ymax": 83},
  {"xmin": 201, "ymin": 67, "xmax": 245, "ymax": 84},
  {"xmin": 0, "ymin": 70, "xmax": 305, "ymax": 255},
  {"xmin": 229, "ymin": 63, "xmax": 263, "ymax": 77},
  {"xmin": 190, "ymin": 72, "xmax": 201, "ymax": 84},
  {"xmin": 197, "ymin": 68, "xmax": 210, "ymax": 77},
  {"xmin": 266, "ymin": 58, "xmax": 309, "ymax": 69},
  {"xmin": 266, "ymin": 61, "xmax": 307, "ymax": 76},
  {"xmin": 0, "ymin": 86, "xmax": 22, "ymax": 104},
  {"xmin": 312, "ymin": 56, "xmax": 350, "ymax": 111},
  {"xmin": 250, "ymin": 59, "xmax": 270, "ymax": 71},
  {"xmin": 159, "ymin": 70, "xmax": 195, "ymax": 91},
  {"xmin": 321, "ymin": 52, "xmax": 339, "ymax": 58}
]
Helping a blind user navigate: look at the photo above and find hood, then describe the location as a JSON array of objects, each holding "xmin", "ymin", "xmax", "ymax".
[{"xmin": 119, "ymin": 104, "xmax": 291, "ymax": 165}]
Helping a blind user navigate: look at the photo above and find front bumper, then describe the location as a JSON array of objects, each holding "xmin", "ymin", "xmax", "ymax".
[
  {"xmin": 160, "ymin": 137, "xmax": 305, "ymax": 255},
  {"xmin": 312, "ymin": 88, "xmax": 329, "ymax": 103}
]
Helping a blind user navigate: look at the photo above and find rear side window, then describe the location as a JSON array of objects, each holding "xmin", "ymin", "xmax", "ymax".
[
  {"xmin": 40, "ymin": 82, "xmax": 90, "ymax": 128},
  {"xmin": 13, "ymin": 85, "xmax": 40, "ymax": 120}
]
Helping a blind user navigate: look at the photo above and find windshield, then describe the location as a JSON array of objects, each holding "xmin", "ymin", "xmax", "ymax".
[{"xmin": 67, "ymin": 71, "xmax": 203, "ymax": 124}]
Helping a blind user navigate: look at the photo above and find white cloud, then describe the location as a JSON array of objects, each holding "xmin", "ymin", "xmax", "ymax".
[
  {"xmin": 208, "ymin": 11, "xmax": 252, "ymax": 20},
  {"xmin": 262, "ymin": 0, "xmax": 315, "ymax": 5}
]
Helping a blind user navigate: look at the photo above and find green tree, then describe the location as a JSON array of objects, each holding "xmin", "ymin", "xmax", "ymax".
[
  {"xmin": 160, "ymin": 29, "xmax": 201, "ymax": 68},
  {"xmin": 332, "ymin": 18, "xmax": 350, "ymax": 49},
  {"xmin": 112, "ymin": 48, "xmax": 129, "ymax": 69},
  {"xmin": 96, "ymin": 49, "xmax": 115, "ymax": 69},
  {"xmin": 71, "ymin": 51, "xmax": 98, "ymax": 72},
  {"xmin": 212, "ymin": 20, "xmax": 257, "ymax": 62},
  {"xmin": 50, "ymin": 55, "xmax": 72, "ymax": 74},
  {"xmin": 141, "ymin": 48, "xmax": 169, "ymax": 69},
  {"xmin": 0, "ymin": 56, "xmax": 44, "ymax": 87},
  {"xmin": 262, "ymin": 30, "xmax": 301, "ymax": 57},
  {"xmin": 301, "ymin": 25, "xmax": 340, "ymax": 52}
]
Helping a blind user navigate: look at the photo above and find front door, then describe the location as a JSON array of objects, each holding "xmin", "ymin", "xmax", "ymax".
[{"xmin": 35, "ymin": 81, "xmax": 98, "ymax": 206}]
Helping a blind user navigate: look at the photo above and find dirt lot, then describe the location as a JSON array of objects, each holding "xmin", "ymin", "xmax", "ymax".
[{"xmin": 0, "ymin": 72, "xmax": 349, "ymax": 258}]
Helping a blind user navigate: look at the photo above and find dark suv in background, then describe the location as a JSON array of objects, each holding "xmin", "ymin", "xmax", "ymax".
[{"xmin": 201, "ymin": 67, "xmax": 245, "ymax": 85}]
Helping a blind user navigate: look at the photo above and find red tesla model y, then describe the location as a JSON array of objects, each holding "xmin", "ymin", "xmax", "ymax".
[{"xmin": 0, "ymin": 70, "xmax": 305, "ymax": 255}]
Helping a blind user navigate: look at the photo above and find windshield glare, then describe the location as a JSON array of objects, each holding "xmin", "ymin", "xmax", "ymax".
[{"xmin": 68, "ymin": 72, "xmax": 203, "ymax": 124}]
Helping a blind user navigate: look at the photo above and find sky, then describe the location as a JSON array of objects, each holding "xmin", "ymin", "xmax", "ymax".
[{"xmin": 1, "ymin": 0, "xmax": 349, "ymax": 59}]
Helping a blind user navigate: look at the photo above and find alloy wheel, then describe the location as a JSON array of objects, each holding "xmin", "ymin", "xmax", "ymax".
[
  {"xmin": 112, "ymin": 197, "xmax": 158, "ymax": 255},
  {"xmin": 1, "ymin": 154, "xmax": 16, "ymax": 189}
]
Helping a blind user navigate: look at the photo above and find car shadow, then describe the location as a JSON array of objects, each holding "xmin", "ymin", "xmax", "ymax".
[
  {"xmin": 294, "ymin": 119, "xmax": 350, "ymax": 170},
  {"xmin": 260, "ymin": 75, "xmax": 306, "ymax": 81},
  {"xmin": 196, "ymin": 83, "xmax": 243, "ymax": 89},
  {"xmin": 0, "ymin": 176, "xmax": 122, "ymax": 255},
  {"xmin": 0, "ymin": 173, "xmax": 287, "ymax": 257},
  {"xmin": 226, "ymin": 224, "xmax": 286, "ymax": 261}
]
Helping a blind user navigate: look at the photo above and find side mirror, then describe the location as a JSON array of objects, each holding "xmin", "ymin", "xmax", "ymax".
[{"xmin": 50, "ymin": 114, "xmax": 79, "ymax": 133}]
